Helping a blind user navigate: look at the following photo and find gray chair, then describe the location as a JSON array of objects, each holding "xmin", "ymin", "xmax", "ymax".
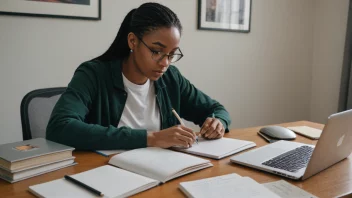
[{"xmin": 20, "ymin": 87, "xmax": 66, "ymax": 140}]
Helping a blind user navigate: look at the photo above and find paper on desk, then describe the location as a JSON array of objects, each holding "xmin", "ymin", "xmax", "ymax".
[
  {"xmin": 263, "ymin": 180, "xmax": 318, "ymax": 198},
  {"xmin": 287, "ymin": 126, "xmax": 322, "ymax": 139}
]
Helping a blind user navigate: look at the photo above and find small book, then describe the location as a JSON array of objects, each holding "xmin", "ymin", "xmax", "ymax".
[
  {"xmin": 173, "ymin": 137, "xmax": 256, "ymax": 159},
  {"xmin": 29, "ymin": 147, "xmax": 212, "ymax": 198},
  {"xmin": 287, "ymin": 126, "xmax": 322, "ymax": 140},
  {"xmin": 0, "ymin": 138, "xmax": 74, "ymax": 171},
  {"xmin": 0, "ymin": 158, "xmax": 76, "ymax": 183},
  {"xmin": 179, "ymin": 173, "xmax": 280, "ymax": 198},
  {"xmin": 108, "ymin": 147, "xmax": 213, "ymax": 183},
  {"xmin": 29, "ymin": 165, "xmax": 159, "ymax": 198}
]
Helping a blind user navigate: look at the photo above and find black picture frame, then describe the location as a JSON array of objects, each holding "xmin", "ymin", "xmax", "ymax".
[
  {"xmin": 198, "ymin": 0, "xmax": 252, "ymax": 33},
  {"xmin": 0, "ymin": 0, "xmax": 101, "ymax": 20}
]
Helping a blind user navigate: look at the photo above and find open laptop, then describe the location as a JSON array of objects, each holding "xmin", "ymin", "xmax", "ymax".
[{"xmin": 230, "ymin": 109, "xmax": 352, "ymax": 180}]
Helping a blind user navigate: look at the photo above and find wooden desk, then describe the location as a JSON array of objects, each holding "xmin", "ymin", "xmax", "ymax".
[{"xmin": 1, "ymin": 121, "xmax": 351, "ymax": 198}]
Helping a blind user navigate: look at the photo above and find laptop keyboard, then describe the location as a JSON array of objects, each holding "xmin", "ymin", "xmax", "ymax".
[{"xmin": 262, "ymin": 146, "xmax": 314, "ymax": 172}]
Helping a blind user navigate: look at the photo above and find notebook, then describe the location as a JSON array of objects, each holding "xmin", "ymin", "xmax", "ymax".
[
  {"xmin": 173, "ymin": 137, "xmax": 256, "ymax": 159},
  {"xmin": 108, "ymin": 147, "xmax": 213, "ymax": 183},
  {"xmin": 287, "ymin": 126, "xmax": 322, "ymax": 140},
  {"xmin": 0, "ymin": 138, "xmax": 74, "ymax": 171},
  {"xmin": 179, "ymin": 173, "xmax": 280, "ymax": 198},
  {"xmin": 0, "ymin": 157, "xmax": 76, "ymax": 183},
  {"xmin": 29, "ymin": 147, "xmax": 212, "ymax": 197},
  {"xmin": 29, "ymin": 165, "xmax": 159, "ymax": 198}
]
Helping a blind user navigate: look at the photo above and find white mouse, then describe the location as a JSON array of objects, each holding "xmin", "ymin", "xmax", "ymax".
[{"xmin": 259, "ymin": 126, "xmax": 296, "ymax": 140}]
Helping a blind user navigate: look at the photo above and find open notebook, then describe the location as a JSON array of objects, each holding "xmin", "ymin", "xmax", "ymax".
[
  {"xmin": 29, "ymin": 165, "xmax": 159, "ymax": 198},
  {"xmin": 173, "ymin": 137, "xmax": 256, "ymax": 159},
  {"xmin": 108, "ymin": 147, "xmax": 213, "ymax": 183},
  {"xmin": 29, "ymin": 147, "xmax": 212, "ymax": 198}
]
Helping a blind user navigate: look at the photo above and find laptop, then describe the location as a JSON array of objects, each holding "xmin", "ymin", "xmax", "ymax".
[{"xmin": 230, "ymin": 109, "xmax": 352, "ymax": 180}]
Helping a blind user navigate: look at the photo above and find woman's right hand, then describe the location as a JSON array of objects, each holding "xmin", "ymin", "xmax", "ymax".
[{"xmin": 147, "ymin": 125, "xmax": 196, "ymax": 148}]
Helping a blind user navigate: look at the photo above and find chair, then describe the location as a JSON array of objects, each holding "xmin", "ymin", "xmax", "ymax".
[{"xmin": 20, "ymin": 87, "xmax": 66, "ymax": 140}]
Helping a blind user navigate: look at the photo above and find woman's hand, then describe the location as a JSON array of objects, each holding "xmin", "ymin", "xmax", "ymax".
[
  {"xmin": 200, "ymin": 117, "xmax": 225, "ymax": 139},
  {"xmin": 147, "ymin": 125, "xmax": 196, "ymax": 148}
]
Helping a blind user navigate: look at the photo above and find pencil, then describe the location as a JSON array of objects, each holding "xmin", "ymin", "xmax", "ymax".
[
  {"xmin": 64, "ymin": 175, "xmax": 104, "ymax": 197},
  {"xmin": 171, "ymin": 108, "xmax": 199, "ymax": 144}
]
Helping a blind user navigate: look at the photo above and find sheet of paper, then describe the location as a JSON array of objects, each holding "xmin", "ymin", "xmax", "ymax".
[
  {"xmin": 263, "ymin": 180, "xmax": 318, "ymax": 198},
  {"xmin": 287, "ymin": 126, "xmax": 322, "ymax": 139},
  {"xmin": 180, "ymin": 175, "xmax": 280, "ymax": 198}
]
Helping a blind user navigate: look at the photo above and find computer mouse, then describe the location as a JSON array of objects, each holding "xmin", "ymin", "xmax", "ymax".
[{"xmin": 259, "ymin": 126, "xmax": 296, "ymax": 140}]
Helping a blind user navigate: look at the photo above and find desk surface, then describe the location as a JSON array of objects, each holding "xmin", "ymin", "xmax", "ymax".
[{"xmin": 1, "ymin": 121, "xmax": 351, "ymax": 198}]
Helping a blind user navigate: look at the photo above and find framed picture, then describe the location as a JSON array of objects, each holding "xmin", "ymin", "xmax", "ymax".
[
  {"xmin": 0, "ymin": 0, "xmax": 101, "ymax": 20},
  {"xmin": 198, "ymin": 0, "xmax": 251, "ymax": 33}
]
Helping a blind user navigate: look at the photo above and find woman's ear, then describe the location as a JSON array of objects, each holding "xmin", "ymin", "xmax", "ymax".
[{"xmin": 127, "ymin": 32, "xmax": 137, "ymax": 51}]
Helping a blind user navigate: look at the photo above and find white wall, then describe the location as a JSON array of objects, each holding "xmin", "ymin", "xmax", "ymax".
[
  {"xmin": 310, "ymin": 0, "xmax": 349, "ymax": 123},
  {"xmin": 0, "ymin": 0, "xmax": 318, "ymax": 144}
]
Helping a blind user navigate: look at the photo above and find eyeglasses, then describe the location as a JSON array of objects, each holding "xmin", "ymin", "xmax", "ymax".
[{"xmin": 136, "ymin": 36, "xmax": 184, "ymax": 63}]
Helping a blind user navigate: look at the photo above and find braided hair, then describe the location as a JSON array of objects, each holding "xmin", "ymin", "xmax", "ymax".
[{"xmin": 94, "ymin": 3, "xmax": 182, "ymax": 61}]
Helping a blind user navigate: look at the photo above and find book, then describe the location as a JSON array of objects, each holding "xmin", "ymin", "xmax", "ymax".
[
  {"xmin": 29, "ymin": 165, "xmax": 159, "ymax": 198},
  {"xmin": 108, "ymin": 147, "xmax": 213, "ymax": 183},
  {"xmin": 0, "ymin": 138, "xmax": 74, "ymax": 171},
  {"xmin": 29, "ymin": 147, "xmax": 212, "ymax": 198},
  {"xmin": 0, "ymin": 158, "xmax": 76, "ymax": 183},
  {"xmin": 287, "ymin": 126, "xmax": 322, "ymax": 140},
  {"xmin": 173, "ymin": 137, "xmax": 256, "ymax": 159},
  {"xmin": 179, "ymin": 173, "xmax": 280, "ymax": 198}
]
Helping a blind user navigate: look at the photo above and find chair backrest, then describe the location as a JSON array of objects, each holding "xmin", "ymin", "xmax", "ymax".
[{"xmin": 20, "ymin": 87, "xmax": 66, "ymax": 140}]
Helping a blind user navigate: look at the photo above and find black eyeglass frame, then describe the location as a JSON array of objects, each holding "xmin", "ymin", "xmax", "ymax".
[{"xmin": 136, "ymin": 36, "xmax": 184, "ymax": 63}]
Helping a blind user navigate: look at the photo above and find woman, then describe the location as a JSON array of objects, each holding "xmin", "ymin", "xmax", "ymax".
[{"xmin": 46, "ymin": 2, "xmax": 231, "ymax": 150}]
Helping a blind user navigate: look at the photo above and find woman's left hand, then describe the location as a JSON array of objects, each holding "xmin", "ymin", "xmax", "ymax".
[{"xmin": 200, "ymin": 117, "xmax": 225, "ymax": 139}]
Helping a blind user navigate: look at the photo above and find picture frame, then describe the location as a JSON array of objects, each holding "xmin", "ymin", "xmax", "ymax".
[
  {"xmin": 198, "ymin": 0, "xmax": 252, "ymax": 33},
  {"xmin": 0, "ymin": 0, "xmax": 101, "ymax": 20}
]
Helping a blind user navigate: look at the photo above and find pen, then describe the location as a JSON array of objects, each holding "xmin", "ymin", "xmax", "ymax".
[
  {"xmin": 64, "ymin": 175, "xmax": 104, "ymax": 197},
  {"xmin": 171, "ymin": 108, "xmax": 199, "ymax": 144},
  {"xmin": 94, "ymin": 150, "xmax": 109, "ymax": 157}
]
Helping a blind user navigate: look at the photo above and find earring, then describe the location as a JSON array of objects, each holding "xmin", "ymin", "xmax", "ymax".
[{"xmin": 130, "ymin": 49, "xmax": 133, "ymax": 53}]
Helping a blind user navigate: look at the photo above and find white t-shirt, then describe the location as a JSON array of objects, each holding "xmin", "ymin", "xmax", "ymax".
[{"xmin": 117, "ymin": 74, "xmax": 161, "ymax": 132}]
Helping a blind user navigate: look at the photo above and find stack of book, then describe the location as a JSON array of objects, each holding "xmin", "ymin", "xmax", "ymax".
[{"xmin": 0, "ymin": 138, "xmax": 76, "ymax": 183}]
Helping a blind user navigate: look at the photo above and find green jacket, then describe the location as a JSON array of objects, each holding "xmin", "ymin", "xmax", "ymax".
[{"xmin": 46, "ymin": 59, "xmax": 231, "ymax": 150}]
